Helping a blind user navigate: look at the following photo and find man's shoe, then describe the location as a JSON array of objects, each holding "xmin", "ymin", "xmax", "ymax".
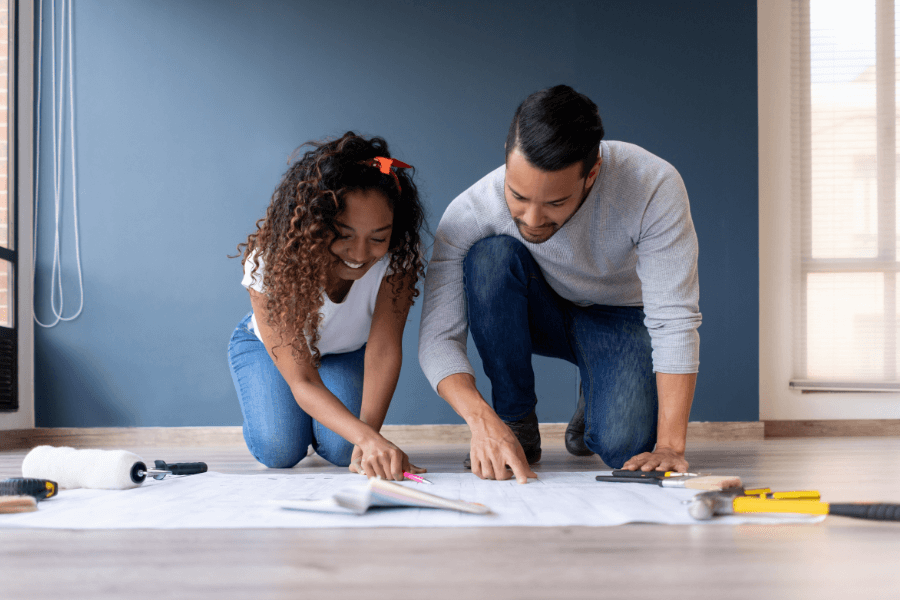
[
  {"xmin": 565, "ymin": 386, "xmax": 594, "ymax": 456},
  {"xmin": 464, "ymin": 409, "xmax": 542, "ymax": 468},
  {"xmin": 507, "ymin": 409, "xmax": 542, "ymax": 464}
]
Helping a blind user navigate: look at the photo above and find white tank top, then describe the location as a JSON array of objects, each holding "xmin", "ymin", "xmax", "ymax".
[{"xmin": 241, "ymin": 251, "xmax": 390, "ymax": 356}]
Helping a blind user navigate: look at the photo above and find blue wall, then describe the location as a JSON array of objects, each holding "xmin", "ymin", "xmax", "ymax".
[{"xmin": 32, "ymin": 0, "xmax": 758, "ymax": 427}]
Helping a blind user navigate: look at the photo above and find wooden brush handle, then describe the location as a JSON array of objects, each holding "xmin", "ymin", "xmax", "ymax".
[{"xmin": 0, "ymin": 496, "xmax": 38, "ymax": 513}]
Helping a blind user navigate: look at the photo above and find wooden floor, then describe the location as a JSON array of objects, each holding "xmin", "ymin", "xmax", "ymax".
[{"xmin": 1, "ymin": 437, "xmax": 899, "ymax": 600}]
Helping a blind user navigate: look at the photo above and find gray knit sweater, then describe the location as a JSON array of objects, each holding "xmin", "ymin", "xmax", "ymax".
[{"xmin": 418, "ymin": 140, "xmax": 701, "ymax": 392}]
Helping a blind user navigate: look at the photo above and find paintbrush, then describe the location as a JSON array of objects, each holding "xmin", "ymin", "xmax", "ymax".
[
  {"xmin": 595, "ymin": 474, "xmax": 743, "ymax": 491},
  {"xmin": 0, "ymin": 495, "xmax": 38, "ymax": 514}
]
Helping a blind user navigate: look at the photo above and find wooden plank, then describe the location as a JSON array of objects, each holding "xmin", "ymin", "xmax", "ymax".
[
  {"xmin": 765, "ymin": 419, "xmax": 900, "ymax": 438},
  {"xmin": 0, "ymin": 421, "xmax": 764, "ymax": 450}
]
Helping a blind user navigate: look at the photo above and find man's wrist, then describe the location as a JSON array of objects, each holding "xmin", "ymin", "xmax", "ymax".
[
  {"xmin": 653, "ymin": 441, "xmax": 686, "ymax": 455},
  {"xmin": 465, "ymin": 403, "xmax": 502, "ymax": 433},
  {"xmin": 437, "ymin": 373, "xmax": 498, "ymax": 427}
]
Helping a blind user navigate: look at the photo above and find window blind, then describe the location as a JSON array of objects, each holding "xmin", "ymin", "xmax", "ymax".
[{"xmin": 791, "ymin": 0, "xmax": 900, "ymax": 391}]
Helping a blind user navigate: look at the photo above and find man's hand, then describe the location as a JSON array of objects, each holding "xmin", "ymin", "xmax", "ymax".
[
  {"xmin": 436, "ymin": 373, "xmax": 537, "ymax": 484},
  {"xmin": 620, "ymin": 447, "xmax": 689, "ymax": 472},
  {"xmin": 469, "ymin": 417, "xmax": 538, "ymax": 484}
]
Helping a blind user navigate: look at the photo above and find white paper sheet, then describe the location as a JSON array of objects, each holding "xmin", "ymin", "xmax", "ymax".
[{"xmin": 0, "ymin": 471, "xmax": 824, "ymax": 529}]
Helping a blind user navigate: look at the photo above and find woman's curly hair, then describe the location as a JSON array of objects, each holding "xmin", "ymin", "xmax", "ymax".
[{"xmin": 236, "ymin": 132, "xmax": 427, "ymax": 366}]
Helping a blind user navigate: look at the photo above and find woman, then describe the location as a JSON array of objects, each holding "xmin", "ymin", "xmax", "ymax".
[{"xmin": 228, "ymin": 132, "xmax": 427, "ymax": 481}]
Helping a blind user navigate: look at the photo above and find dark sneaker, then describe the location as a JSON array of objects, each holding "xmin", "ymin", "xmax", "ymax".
[
  {"xmin": 464, "ymin": 409, "xmax": 542, "ymax": 468},
  {"xmin": 565, "ymin": 386, "xmax": 594, "ymax": 456}
]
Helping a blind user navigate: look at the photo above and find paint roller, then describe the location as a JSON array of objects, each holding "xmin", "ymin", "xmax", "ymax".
[{"xmin": 20, "ymin": 445, "xmax": 207, "ymax": 490}]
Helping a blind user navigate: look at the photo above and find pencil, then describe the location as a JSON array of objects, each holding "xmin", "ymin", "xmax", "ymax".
[{"xmin": 403, "ymin": 472, "xmax": 433, "ymax": 484}]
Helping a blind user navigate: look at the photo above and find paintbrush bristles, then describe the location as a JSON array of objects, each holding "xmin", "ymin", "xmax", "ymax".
[
  {"xmin": 0, "ymin": 495, "xmax": 38, "ymax": 514},
  {"xmin": 661, "ymin": 475, "xmax": 743, "ymax": 491}
]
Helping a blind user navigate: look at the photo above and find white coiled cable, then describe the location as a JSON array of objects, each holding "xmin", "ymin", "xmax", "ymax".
[{"xmin": 32, "ymin": 0, "xmax": 83, "ymax": 327}]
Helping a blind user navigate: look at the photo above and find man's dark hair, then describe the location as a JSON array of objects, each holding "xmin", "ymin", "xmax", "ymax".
[{"xmin": 505, "ymin": 85, "xmax": 604, "ymax": 177}]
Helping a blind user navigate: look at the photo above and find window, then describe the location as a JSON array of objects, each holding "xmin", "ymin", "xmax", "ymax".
[
  {"xmin": 0, "ymin": 0, "xmax": 15, "ymax": 412},
  {"xmin": 791, "ymin": 0, "xmax": 900, "ymax": 391}
]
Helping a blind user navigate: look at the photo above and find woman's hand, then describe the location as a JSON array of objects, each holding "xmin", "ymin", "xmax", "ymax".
[{"xmin": 348, "ymin": 437, "xmax": 426, "ymax": 481}]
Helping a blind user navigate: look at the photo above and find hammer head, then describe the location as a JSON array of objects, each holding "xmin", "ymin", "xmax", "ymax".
[{"xmin": 688, "ymin": 488, "xmax": 746, "ymax": 520}]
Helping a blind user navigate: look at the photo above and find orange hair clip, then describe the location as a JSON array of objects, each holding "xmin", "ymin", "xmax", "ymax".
[{"xmin": 359, "ymin": 156, "xmax": 412, "ymax": 193}]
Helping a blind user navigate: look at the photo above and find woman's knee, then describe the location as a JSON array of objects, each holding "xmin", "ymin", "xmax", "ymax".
[
  {"xmin": 313, "ymin": 436, "xmax": 354, "ymax": 467},
  {"xmin": 245, "ymin": 429, "xmax": 308, "ymax": 469}
]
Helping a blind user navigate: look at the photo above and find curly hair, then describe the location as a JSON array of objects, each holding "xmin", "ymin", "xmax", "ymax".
[{"xmin": 236, "ymin": 132, "xmax": 427, "ymax": 366}]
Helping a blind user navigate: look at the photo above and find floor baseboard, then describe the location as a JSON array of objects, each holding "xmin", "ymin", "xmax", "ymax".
[
  {"xmin": 0, "ymin": 426, "xmax": 245, "ymax": 450},
  {"xmin": 764, "ymin": 419, "xmax": 900, "ymax": 438},
  {"xmin": 0, "ymin": 421, "xmax": 765, "ymax": 450},
  {"xmin": 7, "ymin": 419, "xmax": 899, "ymax": 450}
]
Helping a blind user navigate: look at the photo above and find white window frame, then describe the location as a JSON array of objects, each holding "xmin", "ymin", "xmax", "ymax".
[
  {"xmin": 759, "ymin": 0, "xmax": 900, "ymax": 419},
  {"xmin": 0, "ymin": 0, "xmax": 33, "ymax": 431}
]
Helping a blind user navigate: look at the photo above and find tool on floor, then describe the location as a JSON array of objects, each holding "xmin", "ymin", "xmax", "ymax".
[
  {"xmin": 595, "ymin": 474, "xmax": 743, "ymax": 491},
  {"xmin": 611, "ymin": 470, "xmax": 707, "ymax": 478},
  {"xmin": 0, "ymin": 478, "xmax": 59, "ymax": 515},
  {"xmin": 688, "ymin": 488, "xmax": 900, "ymax": 521},
  {"xmin": 0, "ymin": 477, "xmax": 59, "ymax": 500},
  {"xmin": 0, "ymin": 496, "xmax": 37, "ymax": 514},
  {"xmin": 742, "ymin": 487, "xmax": 820, "ymax": 500},
  {"xmin": 21, "ymin": 446, "xmax": 207, "ymax": 490},
  {"xmin": 138, "ymin": 460, "xmax": 208, "ymax": 481}
]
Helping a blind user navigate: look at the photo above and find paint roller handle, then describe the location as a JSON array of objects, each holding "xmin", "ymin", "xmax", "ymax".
[
  {"xmin": 828, "ymin": 503, "xmax": 900, "ymax": 521},
  {"xmin": 154, "ymin": 460, "xmax": 207, "ymax": 476}
]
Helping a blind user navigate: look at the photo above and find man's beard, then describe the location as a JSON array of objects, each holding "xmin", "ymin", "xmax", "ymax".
[
  {"xmin": 512, "ymin": 179, "xmax": 590, "ymax": 244},
  {"xmin": 514, "ymin": 220, "xmax": 560, "ymax": 244}
]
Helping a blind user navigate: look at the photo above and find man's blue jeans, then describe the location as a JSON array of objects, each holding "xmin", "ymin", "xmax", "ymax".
[
  {"xmin": 463, "ymin": 236, "xmax": 658, "ymax": 469},
  {"xmin": 227, "ymin": 312, "xmax": 363, "ymax": 468}
]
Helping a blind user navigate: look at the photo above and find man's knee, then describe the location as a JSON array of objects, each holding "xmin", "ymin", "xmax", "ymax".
[
  {"xmin": 584, "ymin": 427, "xmax": 656, "ymax": 470},
  {"xmin": 464, "ymin": 235, "xmax": 528, "ymax": 302}
]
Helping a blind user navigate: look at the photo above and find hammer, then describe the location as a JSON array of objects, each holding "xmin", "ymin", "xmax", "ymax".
[{"xmin": 688, "ymin": 489, "xmax": 900, "ymax": 521}]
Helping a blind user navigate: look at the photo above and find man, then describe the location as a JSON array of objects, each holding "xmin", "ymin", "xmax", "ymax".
[{"xmin": 418, "ymin": 85, "xmax": 701, "ymax": 483}]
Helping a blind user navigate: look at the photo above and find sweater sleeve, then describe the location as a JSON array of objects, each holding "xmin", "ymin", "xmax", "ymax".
[
  {"xmin": 634, "ymin": 168, "xmax": 701, "ymax": 374},
  {"xmin": 418, "ymin": 194, "xmax": 486, "ymax": 392}
]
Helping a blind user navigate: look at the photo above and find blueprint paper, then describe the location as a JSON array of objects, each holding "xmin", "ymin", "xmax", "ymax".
[{"xmin": 0, "ymin": 471, "xmax": 824, "ymax": 529}]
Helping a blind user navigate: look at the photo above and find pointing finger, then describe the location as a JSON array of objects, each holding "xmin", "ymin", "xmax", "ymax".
[{"xmin": 507, "ymin": 454, "xmax": 536, "ymax": 484}]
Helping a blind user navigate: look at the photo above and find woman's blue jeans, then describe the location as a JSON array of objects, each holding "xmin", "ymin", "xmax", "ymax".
[
  {"xmin": 227, "ymin": 312, "xmax": 363, "ymax": 468},
  {"xmin": 463, "ymin": 235, "xmax": 658, "ymax": 469}
]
